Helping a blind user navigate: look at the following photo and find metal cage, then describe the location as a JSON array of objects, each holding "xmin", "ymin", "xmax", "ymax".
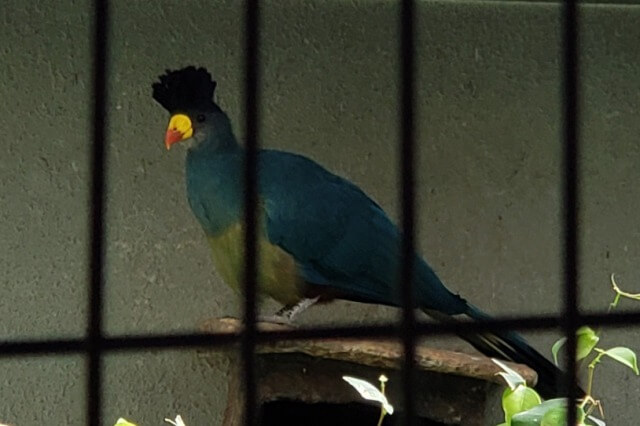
[{"xmin": 3, "ymin": 1, "xmax": 640, "ymax": 426}]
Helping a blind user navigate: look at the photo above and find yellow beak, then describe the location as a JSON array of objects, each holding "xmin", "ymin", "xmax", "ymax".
[{"xmin": 165, "ymin": 114, "xmax": 194, "ymax": 150}]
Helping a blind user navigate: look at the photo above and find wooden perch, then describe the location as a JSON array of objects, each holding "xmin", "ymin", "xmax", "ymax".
[
  {"xmin": 200, "ymin": 317, "xmax": 537, "ymax": 386},
  {"xmin": 200, "ymin": 317, "xmax": 539, "ymax": 426}
]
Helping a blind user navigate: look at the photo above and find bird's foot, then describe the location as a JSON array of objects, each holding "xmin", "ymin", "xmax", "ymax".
[
  {"xmin": 257, "ymin": 314, "xmax": 297, "ymax": 327},
  {"xmin": 276, "ymin": 296, "xmax": 320, "ymax": 322},
  {"xmin": 256, "ymin": 296, "xmax": 321, "ymax": 326}
]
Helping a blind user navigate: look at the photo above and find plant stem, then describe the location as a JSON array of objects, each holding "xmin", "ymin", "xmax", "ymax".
[
  {"xmin": 377, "ymin": 375, "xmax": 388, "ymax": 426},
  {"xmin": 593, "ymin": 274, "xmax": 624, "ymax": 339},
  {"xmin": 610, "ymin": 274, "xmax": 640, "ymax": 302},
  {"xmin": 592, "ymin": 275, "xmax": 622, "ymax": 339},
  {"xmin": 585, "ymin": 364, "xmax": 595, "ymax": 399},
  {"xmin": 376, "ymin": 409, "xmax": 386, "ymax": 426},
  {"xmin": 580, "ymin": 351, "xmax": 605, "ymax": 409}
]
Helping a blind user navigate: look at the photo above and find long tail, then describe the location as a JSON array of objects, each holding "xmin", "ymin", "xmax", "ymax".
[{"xmin": 423, "ymin": 304, "xmax": 581, "ymax": 399}]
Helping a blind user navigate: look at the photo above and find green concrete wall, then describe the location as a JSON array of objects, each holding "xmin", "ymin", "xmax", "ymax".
[{"xmin": 1, "ymin": 0, "xmax": 639, "ymax": 424}]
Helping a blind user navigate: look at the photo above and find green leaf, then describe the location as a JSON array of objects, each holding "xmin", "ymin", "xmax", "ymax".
[
  {"xmin": 540, "ymin": 406, "xmax": 566, "ymax": 426},
  {"xmin": 512, "ymin": 398, "xmax": 566, "ymax": 426},
  {"xmin": 342, "ymin": 376, "xmax": 394, "ymax": 414},
  {"xmin": 114, "ymin": 419, "xmax": 137, "ymax": 426},
  {"xmin": 602, "ymin": 347, "xmax": 639, "ymax": 374},
  {"xmin": 502, "ymin": 385, "xmax": 542, "ymax": 423},
  {"xmin": 576, "ymin": 326, "xmax": 599, "ymax": 360},
  {"xmin": 551, "ymin": 327, "xmax": 599, "ymax": 365},
  {"xmin": 512, "ymin": 399, "xmax": 588, "ymax": 426},
  {"xmin": 164, "ymin": 415, "xmax": 187, "ymax": 426},
  {"xmin": 540, "ymin": 406, "xmax": 589, "ymax": 426},
  {"xmin": 492, "ymin": 358, "xmax": 526, "ymax": 390},
  {"xmin": 551, "ymin": 338, "xmax": 566, "ymax": 365}
]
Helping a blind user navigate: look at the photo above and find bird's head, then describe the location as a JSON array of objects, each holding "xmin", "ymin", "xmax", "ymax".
[{"xmin": 152, "ymin": 66, "xmax": 229, "ymax": 150}]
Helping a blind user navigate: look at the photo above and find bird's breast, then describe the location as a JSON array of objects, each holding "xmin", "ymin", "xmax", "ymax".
[
  {"xmin": 206, "ymin": 221, "xmax": 305, "ymax": 306},
  {"xmin": 186, "ymin": 150, "xmax": 243, "ymax": 235}
]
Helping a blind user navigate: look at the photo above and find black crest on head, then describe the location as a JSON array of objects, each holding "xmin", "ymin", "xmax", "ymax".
[{"xmin": 152, "ymin": 66, "xmax": 218, "ymax": 113}]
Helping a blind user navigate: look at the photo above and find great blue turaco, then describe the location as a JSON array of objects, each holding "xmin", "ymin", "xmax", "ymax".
[{"xmin": 152, "ymin": 65, "xmax": 577, "ymax": 398}]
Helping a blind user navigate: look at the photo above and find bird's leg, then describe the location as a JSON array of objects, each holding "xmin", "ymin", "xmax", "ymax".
[{"xmin": 257, "ymin": 296, "xmax": 320, "ymax": 326}]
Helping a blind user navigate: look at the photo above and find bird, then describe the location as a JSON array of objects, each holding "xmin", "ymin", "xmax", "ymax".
[{"xmin": 152, "ymin": 65, "xmax": 575, "ymax": 398}]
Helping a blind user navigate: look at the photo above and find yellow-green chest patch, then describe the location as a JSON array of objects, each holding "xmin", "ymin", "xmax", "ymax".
[{"xmin": 206, "ymin": 223, "xmax": 304, "ymax": 306}]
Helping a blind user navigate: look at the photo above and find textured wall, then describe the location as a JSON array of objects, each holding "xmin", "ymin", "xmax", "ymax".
[{"xmin": 1, "ymin": 0, "xmax": 639, "ymax": 424}]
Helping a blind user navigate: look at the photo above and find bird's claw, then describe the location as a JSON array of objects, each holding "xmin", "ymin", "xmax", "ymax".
[{"xmin": 257, "ymin": 314, "xmax": 297, "ymax": 327}]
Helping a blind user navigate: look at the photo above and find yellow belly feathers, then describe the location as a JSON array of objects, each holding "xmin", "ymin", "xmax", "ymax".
[{"xmin": 206, "ymin": 222, "xmax": 303, "ymax": 306}]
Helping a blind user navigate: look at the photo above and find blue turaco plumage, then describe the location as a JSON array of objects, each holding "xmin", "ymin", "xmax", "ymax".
[{"xmin": 152, "ymin": 65, "xmax": 576, "ymax": 398}]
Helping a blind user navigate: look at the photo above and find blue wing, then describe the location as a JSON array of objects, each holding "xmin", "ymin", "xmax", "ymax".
[{"xmin": 259, "ymin": 150, "xmax": 468, "ymax": 315}]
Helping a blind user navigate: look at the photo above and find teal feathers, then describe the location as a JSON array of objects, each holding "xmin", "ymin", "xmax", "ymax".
[{"xmin": 152, "ymin": 66, "xmax": 576, "ymax": 398}]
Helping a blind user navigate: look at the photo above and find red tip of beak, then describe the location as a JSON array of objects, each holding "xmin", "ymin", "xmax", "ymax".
[{"xmin": 165, "ymin": 129, "xmax": 184, "ymax": 150}]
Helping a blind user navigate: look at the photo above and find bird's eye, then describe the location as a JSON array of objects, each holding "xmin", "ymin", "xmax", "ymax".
[{"xmin": 196, "ymin": 114, "xmax": 206, "ymax": 123}]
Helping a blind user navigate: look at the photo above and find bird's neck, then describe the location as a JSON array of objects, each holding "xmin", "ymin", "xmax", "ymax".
[
  {"xmin": 190, "ymin": 113, "xmax": 242, "ymax": 156},
  {"xmin": 185, "ymin": 137, "xmax": 245, "ymax": 236}
]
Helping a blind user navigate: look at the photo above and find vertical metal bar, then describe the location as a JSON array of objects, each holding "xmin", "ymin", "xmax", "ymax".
[
  {"xmin": 399, "ymin": 0, "xmax": 417, "ymax": 425},
  {"xmin": 561, "ymin": 0, "xmax": 579, "ymax": 424},
  {"xmin": 242, "ymin": 0, "xmax": 260, "ymax": 425},
  {"xmin": 88, "ymin": 0, "xmax": 109, "ymax": 424}
]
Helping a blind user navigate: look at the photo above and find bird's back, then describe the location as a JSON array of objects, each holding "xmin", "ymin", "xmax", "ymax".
[{"xmin": 258, "ymin": 150, "xmax": 469, "ymax": 314}]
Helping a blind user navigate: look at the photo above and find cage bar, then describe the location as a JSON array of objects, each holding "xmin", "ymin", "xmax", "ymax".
[
  {"xmin": 561, "ymin": 0, "xmax": 580, "ymax": 424},
  {"xmin": 87, "ymin": 0, "xmax": 109, "ymax": 424},
  {"xmin": 399, "ymin": 0, "xmax": 418, "ymax": 425},
  {"xmin": 0, "ymin": 1, "xmax": 624, "ymax": 425},
  {"xmin": 241, "ymin": 1, "xmax": 261, "ymax": 426}
]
